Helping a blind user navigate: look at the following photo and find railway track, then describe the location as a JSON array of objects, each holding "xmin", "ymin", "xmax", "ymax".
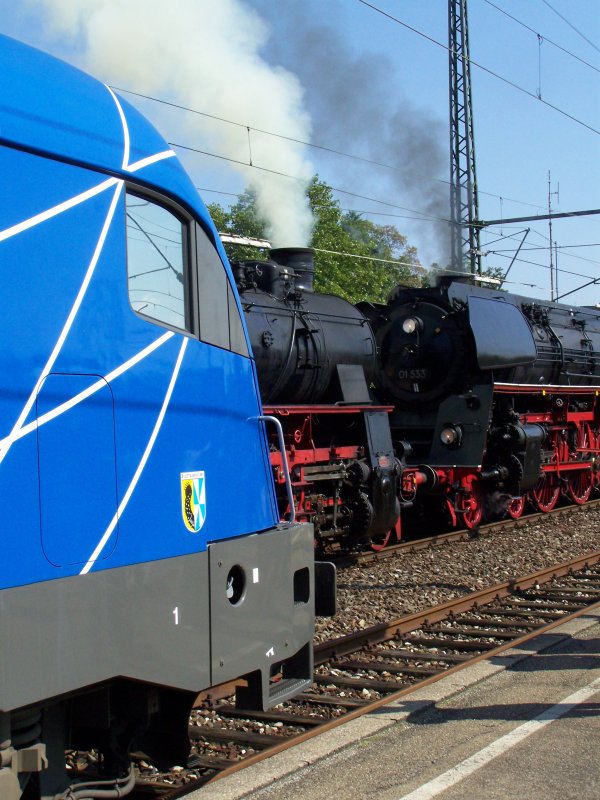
[
  {"xmin": 334, "ymin": 496, "xmax": 600, "ymax": 568},
  {"xmin": 132, "ymin": 548, "xmax": 600, "ymax": 798}
]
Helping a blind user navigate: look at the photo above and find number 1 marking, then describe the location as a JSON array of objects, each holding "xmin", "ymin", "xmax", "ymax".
[{"xmin": 173, "ymin": 607, "xmax": 179, "ymax": 625}]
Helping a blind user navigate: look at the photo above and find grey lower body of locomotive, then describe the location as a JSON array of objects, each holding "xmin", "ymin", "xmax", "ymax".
[{"xmin": 0, "ymin": 523, "xmax": 316, "ymax": 799}]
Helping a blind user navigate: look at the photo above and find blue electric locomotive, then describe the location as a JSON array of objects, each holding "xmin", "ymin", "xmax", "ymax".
[{"xmin": 0, "ymin": 35, "xmax": 325, "ymax": 800}]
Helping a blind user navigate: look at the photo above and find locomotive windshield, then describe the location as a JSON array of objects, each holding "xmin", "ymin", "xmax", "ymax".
[{"xmin": 126, "ymin": 193, "xmax": 189, "ymax": 331}]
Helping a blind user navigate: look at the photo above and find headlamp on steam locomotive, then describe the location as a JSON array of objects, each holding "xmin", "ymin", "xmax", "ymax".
[
  {"xmin": 402, "ymin": 316, "xmax": 423, "ymax": 334},
  {"xmin": 440, "ymin": 425, "xmax": 462, "ymax": 447}
]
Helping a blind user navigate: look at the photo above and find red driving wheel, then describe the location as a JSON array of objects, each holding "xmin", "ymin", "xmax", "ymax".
[
  {"xmin": 531, "ymin": 471, "xmax": 560, "ymax": 512},
  {"xmin": 567, "ymin": 469, "xmax": 593, "ymax": 505},
  {"xmin": 456, "ymin": 483, "xmax": 484, "ymax": 529}
]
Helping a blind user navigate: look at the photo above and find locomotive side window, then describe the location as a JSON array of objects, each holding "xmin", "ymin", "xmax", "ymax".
[
  {"xmin": 126, "ymin": 194, "xmax": 190, "ymax": 331},
  {"xmin": 196, "ymin": 223, "xmax": 249, "ymax": 356}
]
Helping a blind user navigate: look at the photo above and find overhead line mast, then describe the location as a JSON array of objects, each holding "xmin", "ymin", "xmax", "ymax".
[
  {"xmin": 449, "ymin": 0, "xmax": 481, "ymax": 275},
  {"xmin": 448, "ymin": 1, "xmax": 597, "ymax": 293}
]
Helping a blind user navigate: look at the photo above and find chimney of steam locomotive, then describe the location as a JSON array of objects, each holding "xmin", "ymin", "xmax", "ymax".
[{"xmin": 270, "ymin": 247, "xmax": 315, "ymax": 292}]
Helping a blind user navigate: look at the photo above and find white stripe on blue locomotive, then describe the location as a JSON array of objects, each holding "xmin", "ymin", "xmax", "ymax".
[{"xmin": 0, "ymin": 34, "xmax": 279, "ymax": 591}]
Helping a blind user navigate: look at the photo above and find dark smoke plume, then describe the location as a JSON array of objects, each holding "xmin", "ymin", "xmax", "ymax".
[{"xmin": 249, "ymin": 3, "xmax": 451, "ymax": 263}]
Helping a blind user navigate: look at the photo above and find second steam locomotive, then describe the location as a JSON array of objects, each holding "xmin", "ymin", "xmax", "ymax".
[{"xmin": 237, "ymin": 247, "xmax": 600, "ymax": 547}]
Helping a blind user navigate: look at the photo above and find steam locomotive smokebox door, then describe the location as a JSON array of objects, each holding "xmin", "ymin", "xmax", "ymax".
[{"xmin": 208, "ymin": 523, "xmax": 315, "ymax": 710}]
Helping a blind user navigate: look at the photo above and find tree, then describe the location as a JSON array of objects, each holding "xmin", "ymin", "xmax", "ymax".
[
  {"xmin": 207, "ymin": 189, "xmax": 270, "ymax": 262},
  {"xmin": 208, "ymin": 177, "xmax": 427, "ymax": 303},
  {"xmin": 483, "ymin": 265, "xmax": 508, "ymax": 290}
]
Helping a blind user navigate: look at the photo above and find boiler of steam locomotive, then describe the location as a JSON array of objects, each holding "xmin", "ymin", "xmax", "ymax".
[
  {"xmin": 234, "ymin": 248, "xmax": 377, "ymax": 405},
  {"xmin": 365, "ymin": 279, "xmax": 600, "ymax": 409}
]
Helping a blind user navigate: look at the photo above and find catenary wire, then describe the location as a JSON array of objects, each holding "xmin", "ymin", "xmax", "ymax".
[
  {"xmin": 312, "ymin": 247, "xmax": 426, "ymax": 269},
  {"xmin": 182, "ymin": 141, "xmax": 592, "ymax": 254},
  {"xmin": 355, "ymin": 0, "xmax": 600, "ymax": 136},
  {"xmin": 205, "ymin": 180, "xmax": 596, "ymax": 285},
  {"xmin": 171, "ymin": 140, "xmax": 454, "ymax": 223},
  {"xmin": 109, "ymin": 18, "xmax": 595, "ymax": 281},
  {"xmin": 541, "ymin": 0, "xmax": 600, "ymax": 55},
  {"xmin": 492, "ymin": 242, "xmax": 600, "ymax": 252},
  {"xmin": 482, "ymin": 0, "xmax": 600, "ymax": 74},
  {"xmin": 199, "ymin": 188, "xmax": 443, "ymax": 223},
  {"xmin": 113, "ymin": 85, "xmax": 545, "ymax": 211},
  {"xmin": 492, "ymin": 251, "xmax": 595, "ymax": 281},
  {"xmin": 198, "ymin": 174, "xmax": 597, "ymax": 281}
]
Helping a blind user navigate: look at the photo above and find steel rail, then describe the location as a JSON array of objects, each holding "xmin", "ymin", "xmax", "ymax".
[
  {"xmin": 334, "ymin": 496, "xmax": 600, "ymax": 569},
  {"xmin": 314, "ymin": 549, "xmax": 600, "ymax": 662},
  {"xmin": 151, "ymin": 550, "xmax": 600, "ymax": 798}
]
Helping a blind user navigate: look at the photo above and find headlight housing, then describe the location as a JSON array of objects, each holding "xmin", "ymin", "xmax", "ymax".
[
  {"xmin": 440, "ymin": 425, "xmax": 462, "ymax": 447},
  {"xmin": 402, "ymin": 316, "xmax": 423, "ymax": 334}
]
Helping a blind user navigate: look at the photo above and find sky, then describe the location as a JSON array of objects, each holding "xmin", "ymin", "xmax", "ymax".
[{"xmin": 2, "ymin": 0, "xmax": 599, "ymax": 306}]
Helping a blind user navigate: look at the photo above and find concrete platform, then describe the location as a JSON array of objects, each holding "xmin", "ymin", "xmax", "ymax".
[{"xmin": 188, "ymin": 608, "xmax": 600, "ymax": 800}]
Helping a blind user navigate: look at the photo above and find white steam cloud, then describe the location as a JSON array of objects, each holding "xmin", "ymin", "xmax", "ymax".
[{"xmin": 28, "ymin": 0, "xmax": 315, "ymax": 246}]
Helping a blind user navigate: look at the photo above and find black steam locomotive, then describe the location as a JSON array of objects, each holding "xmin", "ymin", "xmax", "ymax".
[
  {"xmin": 236, "ymin": 248, "xmax": 600, "ymax": 546},
  {"xmin": 365, "ymin": 278, "xmax": 600, "ymax": 525},
  {"xmin": 235, "ymin": 248, "xmax": 399, "ymax": 550}
]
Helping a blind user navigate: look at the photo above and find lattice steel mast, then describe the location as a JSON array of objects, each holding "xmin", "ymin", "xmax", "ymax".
[{"xmin": 449, "ymin": 0, "xmax": 481, "ymax": 274}]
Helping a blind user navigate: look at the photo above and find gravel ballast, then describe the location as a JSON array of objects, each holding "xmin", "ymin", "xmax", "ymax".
[{"xmin": 315, "ymin": 504, "xmax": 600, "ymax": 643}]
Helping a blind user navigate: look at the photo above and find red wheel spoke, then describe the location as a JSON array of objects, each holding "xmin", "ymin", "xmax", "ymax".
[
  {"xmin": 567, "ymin": 470, "xmax": 593, "ymax": 505},
  {"xmin": 531, "ymin": 473, "xmax": 560, "ymax": 512}
]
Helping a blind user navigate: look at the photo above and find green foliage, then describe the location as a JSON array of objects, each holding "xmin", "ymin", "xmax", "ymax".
[
  {"xmin": 209, "ymin": 177, "xmax": 427, "ymax": 303},
  {"xmin": 207, "ymin": 189, "xmax": 271, "ymax": 262},
  {"xmin": 309, "ymin": 177, "xmax": 427, "ymax": 302},
  {"xmin": 481, "ymin": 265, "xmax": 508, "ymax": 290}
]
